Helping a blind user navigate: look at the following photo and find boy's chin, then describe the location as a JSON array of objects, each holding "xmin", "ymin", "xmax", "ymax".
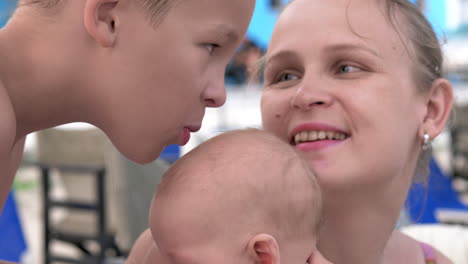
[{"xmin": 114, "ymin": 140, "xmax": 164, "ymax": 165}]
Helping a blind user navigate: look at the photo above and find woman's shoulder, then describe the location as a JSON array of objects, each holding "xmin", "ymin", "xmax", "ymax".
[
  {"xmin": 385, "ymin": 230, "xmax": 453, "ymax": 264},
  {"xmin": 421, "ymin": 242, "xmax": 453, "ymax": 264}
]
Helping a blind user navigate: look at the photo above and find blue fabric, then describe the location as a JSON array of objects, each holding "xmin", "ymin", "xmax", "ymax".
[
  {"xmin": 0, "ymin": 191, "xmax": 27, "ymax": 262},
  {"xmin": 0, "ymin": 0, "xmax": 16, "ymax": 28},
  {"xmin": 160, "ymin": 144, "xmax": 180, "ymax": 164},
  {"xmin": 406, "ymin": 158, "xmax": 468, "ymax": 223}
]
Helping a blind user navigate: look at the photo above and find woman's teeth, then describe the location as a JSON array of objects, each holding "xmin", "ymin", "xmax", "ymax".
[{"xmin": 294, "ymin": 130, "xmax": 347, "ymax": 145}]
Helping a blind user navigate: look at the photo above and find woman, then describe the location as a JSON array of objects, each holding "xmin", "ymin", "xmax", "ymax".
[{"xmin": 260, "ymin": 0, "xmax": 453, "ymax": 263}]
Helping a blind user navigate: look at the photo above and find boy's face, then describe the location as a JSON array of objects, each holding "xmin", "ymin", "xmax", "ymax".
[{"xmin": 94, "ymin": 0, "xmax": 255, "ymax": 163}]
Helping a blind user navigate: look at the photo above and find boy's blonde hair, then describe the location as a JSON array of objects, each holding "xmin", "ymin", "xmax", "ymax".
[{"xmin": 19, "ymin": 0, "xmax": 178, "ymax": 26}]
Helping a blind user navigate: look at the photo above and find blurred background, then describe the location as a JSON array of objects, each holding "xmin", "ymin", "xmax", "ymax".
[{"xmin": 1, "ymin": 0, "xmax": 468, "ymax": 263}]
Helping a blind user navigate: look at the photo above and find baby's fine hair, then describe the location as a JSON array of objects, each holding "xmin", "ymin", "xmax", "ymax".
[
  {"xmin": 157, "ymin": 129, "xmax": 323, "ymax": 241},
  {"xmin": 19, "ymin": 0, "xmax": 178, "ymax": 27}
]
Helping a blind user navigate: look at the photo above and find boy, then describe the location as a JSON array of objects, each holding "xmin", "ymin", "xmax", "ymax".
[
  {"xmin": 0, "ymin": 0, "xmax": 255, "ymax": 211},
  {"xmin": 127, "ymin": 129, "xmax": 332, "ymax": 264}
]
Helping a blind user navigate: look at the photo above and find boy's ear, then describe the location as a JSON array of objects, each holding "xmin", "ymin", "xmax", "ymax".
[
  {"xmin": 419, "ymin": 78, "xmax": 454, "ymax": 140},
  {"xmin": 84, "ymin": 0, "xmax": 119, "ymax": 47},
  {"xmin": 246, "ymin": 234, "xmax": 280, "ymax": 264}
]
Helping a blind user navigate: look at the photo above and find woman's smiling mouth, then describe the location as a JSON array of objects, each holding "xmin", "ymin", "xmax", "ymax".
[{"xmin": 292, "ymin": 130, "xmax": 349, "ymax": 145}]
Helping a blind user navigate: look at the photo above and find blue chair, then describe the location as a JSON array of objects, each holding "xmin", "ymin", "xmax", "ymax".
[
  {"xmin": 406, "ymin": 157, "xmax": 468, "ymax": 224},
  {"xmin": 0, "ymin": 191, "xmax": 27, "ymax": 263}
]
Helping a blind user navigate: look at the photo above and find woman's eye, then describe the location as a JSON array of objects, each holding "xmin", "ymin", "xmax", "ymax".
[
  {"xmin": 205, "ymin": 43, "xmax": 220, "ymax": 54},
  {"xmin": 338, "ymin": 64, "xmax": 361, "ymax": 74},
  {"xmin": 277, "ymin": 73, "xmax": 299, "ymax": 83}
]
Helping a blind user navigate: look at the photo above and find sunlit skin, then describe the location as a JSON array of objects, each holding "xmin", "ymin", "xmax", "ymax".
[
  {"xmin": 0, "ymin": 0, "xmax": 254, "ymax": 211},
  {"xmin": 261, "ymin": 0, "xmax": 453, "ymax": 263},
  {"xmin": 127, "ymin": 130, "xmax": 332, "ymax": 264}
]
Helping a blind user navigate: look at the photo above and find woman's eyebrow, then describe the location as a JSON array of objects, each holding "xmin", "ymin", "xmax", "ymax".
[
  {"xmin": 264, "ymin": 50, "xmax": 301, "ymax": 69},
  {"xmin": 324, "ymin": 43, "xmax": 382, "ymax": 59}
]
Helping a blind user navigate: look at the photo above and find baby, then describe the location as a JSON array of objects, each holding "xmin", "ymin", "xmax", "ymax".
[{"xmin": 127, "ymin": 129, "xmax": 332, "ymax": 264}]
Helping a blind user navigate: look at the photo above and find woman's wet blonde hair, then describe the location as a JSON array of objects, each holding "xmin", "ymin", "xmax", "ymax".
[
  {"xmin": 381, "ymin": 0, "xmax": 445, "ymax": 179},
  {"xmin": 382, "ymin": 0, "xmax": 443, "ymax": 92}
]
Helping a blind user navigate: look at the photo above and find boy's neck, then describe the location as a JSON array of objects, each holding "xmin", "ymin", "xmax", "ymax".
[{"xmin": 0, "ymin": 10, "xmax": 89, "ymax": 140}]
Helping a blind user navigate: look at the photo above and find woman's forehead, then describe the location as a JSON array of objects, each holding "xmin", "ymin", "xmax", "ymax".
[{"xmin": 268, "ymin": 0, "xmax": 408, "ymax": 61}]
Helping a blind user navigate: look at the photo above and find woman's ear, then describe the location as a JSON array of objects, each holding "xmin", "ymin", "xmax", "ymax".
[
  {"xmin": 246, "ymin": 234, "xmax": 280, "ymax": 264},
  {"xmin": 420, "ymin": 78, "xmax": 454, "ymax": 140},
  {"xmin": 84, "ymin": 0, "xmax": 119, "ymax": 47}
]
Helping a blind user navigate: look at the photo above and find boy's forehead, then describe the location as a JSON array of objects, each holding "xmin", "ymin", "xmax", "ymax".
[{"xmin": 203, "ymin": 23, "xmax": 240, "ymax": 43}]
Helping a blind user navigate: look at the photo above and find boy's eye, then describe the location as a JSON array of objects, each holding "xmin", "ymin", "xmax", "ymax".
[
  {"xmin": 205, "ymin": 43, "xmax": 221, "ymax": 54},
  {"xmin": 277, "ymin": 73, "xmax": 299, "ymax": 82},
  {"xmin": 338, "ymin": 64, "xmax": 361, "ymax": 74}
]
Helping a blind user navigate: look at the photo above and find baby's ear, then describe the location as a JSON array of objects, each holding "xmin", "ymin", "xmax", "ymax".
[
  {"xmin": 307, "ymin": 250, "xmax": 333, "ymax": 264},
  {"xmin": 246, "ymin": 234, "xmax": 280, "ymax": 264},
  {"xmin": 84, "ymin": 0, "xmax": 120, "ymax": 47}
]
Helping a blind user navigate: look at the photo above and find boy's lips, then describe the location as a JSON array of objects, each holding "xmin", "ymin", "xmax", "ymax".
[
  {"xmin": 179, "ymin": 125, "xmax": 201, "ymax": 146},
  {"xmin": 181, "ymin": 128, "xmax": 191, "ymax": 145}
]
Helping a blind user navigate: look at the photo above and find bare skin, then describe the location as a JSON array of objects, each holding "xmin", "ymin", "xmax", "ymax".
[
  {"xmin": 128, "ymin": 130, "xmax": 332, "ymax": 264},
  {"xmin": 0, "ymin": 81, "xmax": 25, "ymax": 210},
  {"xmin": 383, "ymin": 231, "xmax": 452, "ymax": 264},
  {"xmin": 0, "ymin": 0, "xmax": 255, "ymax": 211},
  {"xmin": 126, "ymin": 229, "xmax": 157, "ymax": 264},
  {"xmin": 0, "ymin": 260, "xmax": 18, "ymax": 264},
  {"xmin": 260, "ymin": 0, "xmax": 453, "ymax": 263}
]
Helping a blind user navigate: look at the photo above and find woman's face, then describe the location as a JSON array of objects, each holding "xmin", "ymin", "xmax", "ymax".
[{"xmin": 261, "ymin": 0, "xmax": 428, "ymax": 189}]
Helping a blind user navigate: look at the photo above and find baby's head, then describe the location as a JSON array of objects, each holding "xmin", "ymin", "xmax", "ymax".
[{"xmin": 149, "ymin": 129, "xmax": 331, "ymax": 264}]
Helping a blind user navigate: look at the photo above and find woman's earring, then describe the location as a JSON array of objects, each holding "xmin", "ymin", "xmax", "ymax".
[{"xmin": 422, "ymin": 133, "xmax": 432, "ymax": 151}]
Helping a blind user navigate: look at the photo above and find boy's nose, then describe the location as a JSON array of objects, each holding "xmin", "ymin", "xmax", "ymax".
[{"xmin": 202, "ymin": 72, "xmax": 227, "ymax": 108}]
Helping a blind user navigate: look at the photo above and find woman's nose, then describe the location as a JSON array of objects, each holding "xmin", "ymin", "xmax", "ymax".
[{"xmin": 290, "ymin": 79, "xmax": 334, "ymax": 111}]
